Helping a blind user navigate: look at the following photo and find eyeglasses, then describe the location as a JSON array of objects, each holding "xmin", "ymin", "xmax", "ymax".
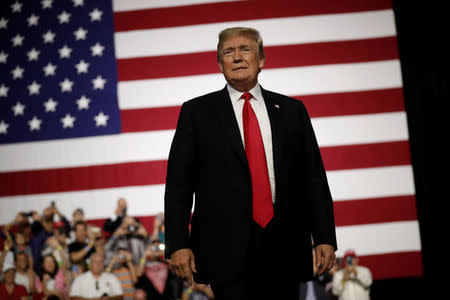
[{"xmin": 96, "ymin": 281, "xmax": 99, "ymax": 290}]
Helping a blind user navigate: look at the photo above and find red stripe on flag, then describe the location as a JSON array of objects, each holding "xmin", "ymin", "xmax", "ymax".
[
  {"xmin": 334, "ymin": 195, "xmax": 417, "ymax": 226},
  {"xmin": 120, "ymin": 88, "xmax": 405, "ymax": 132},
  {"xmin": 299, "ymin": 88, "xmax": 405, "ymax": 118},
  {"xmin": 114, "ymin": 0, "xmax": 392, "ymax": 32},
  {"xmin": 0, "ymin": 142, "xmax": 409, "ymax": 197},
  {"xmin": 358, "ymin": 251, "xmax": 423, "ymax": 279},
  {"xmin": 321, "ymin": 141, "xmax": 411, "ymax": 171},
  {"xmin": 0, "ymin": 161, "xmax": 167, "ymax": 196},
  {"xmin": 121, "ymin": 106, "xmax": 181, "ymax": 133},
  {"xmin": 117, "ymin": 37, "xmax": 398, "ymax": 81}
]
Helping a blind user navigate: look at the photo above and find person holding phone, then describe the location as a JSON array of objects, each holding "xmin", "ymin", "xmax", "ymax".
[{"xmin": 331, "ymin": 250, "xmax": 373, "ymax": 300}]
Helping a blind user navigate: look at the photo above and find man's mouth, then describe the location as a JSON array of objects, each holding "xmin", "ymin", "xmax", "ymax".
[{"xmin": 232, "ymin": 66, "xmax": 247, "ymax": 71}]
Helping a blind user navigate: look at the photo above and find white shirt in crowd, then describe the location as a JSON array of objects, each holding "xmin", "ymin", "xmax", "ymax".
[
  {"xmin": 332, "ymin": 265, "xmax": 373, "ymax": 300},
  {"xmin": 70, "ymin": 271, "xmax": 123, "ymax": 298},
  {"xmin": 227, "ymin": 83, "xmax": 276, "ymax": 203}
]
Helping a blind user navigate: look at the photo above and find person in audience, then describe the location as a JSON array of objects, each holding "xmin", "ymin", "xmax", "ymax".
[
  {"xmin": 68, "ymin": 209, "xmax": 85, "ymax": 244},
  {"xmin": 103, "ymin": 198, "xmax": 129, "ymax": 234},
  {"xmin": 135, "ymin": 241, "xmax": 183, "ymax": 300},
  {"xmin": 181, "ymin": 284, "xmax": 215, "ymax": 300},
  {"xmin": 104, "ymin": 217, "xmax": 147, "ymax": 265},
  {"xmin": 13, "ymin": 251, "xmax": 37, "ymax": 295},
  {"xmin": 150, "ymin": 213, "xmax": 165, "ymax": 244},
  {"xmin": 70, "ymin": 252, "xmax": 123, "ymax": 300},
  {"xmin": 68, "ymin": 221, "xmax": 100, "ymax": 265},
  {"xmin": 132, "ymin": 289, "xmax": 147, "ymax": 300},
  {"xmin": 332, "ymin": 250, "xmax": 372, "ymax": 300},
  {"xmin": 106, "ymin": 249, "xmax": 137, "ymax": 300},
  {"xmin": 2, "ymin": 213, "xmax": 34, "ymax": 263},
  {"xmin": 0, "ymin": 261, "xmax": 29, "ymax": 300},
  {"xmin": 34, "ymin": 254, "xmax": 69, "ymax": 299}
]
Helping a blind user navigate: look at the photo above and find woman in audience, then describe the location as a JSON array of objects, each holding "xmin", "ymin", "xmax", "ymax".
[{"xmin": 34, "ymin": 254, "xmax": 69, "ymax": 300}]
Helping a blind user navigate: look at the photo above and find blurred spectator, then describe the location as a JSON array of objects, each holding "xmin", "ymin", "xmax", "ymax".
[
  {"xmin": 0, "ymin": 261, "xmax": 29, "ymax": 300},
  {"xmin": 103, "ymin": 198, "xmax": 128, "ymax": 234},
  {"xmin": 332, "ymin": 250, "xmax": 372, "ymax": 300},
  {"xmin": 68, "ymin": 221, "xmax": 102, "ymax": 265},
  {"xmin": 68, "ymin": 208, "xmax": 85, "ymax": 244},
  {"xmin": 104, "ymin": 217, "xmax": 147, "ymax": 265},
  {"xmin": 133, "ymin": 289, "xmax": 147, "ymax": 300},
  {"xmin": 2, "ymin": 213, "xmax": 33, "ymax": 262},
  {"xmin": 150, "ymin": 213, "xmax": 165, "ymax": 244},
  {"xmin": 13, "ymin": 251, "xmax": 37, "ymax": 295},
  {"xmin": 135, "ymin": 241, "xmax": 183, "ymax": 300},
  {"xmin": 106, "ymin": 249, "xmax": 137, "ymax": 300},
  {"xmin": 181, "ymin": 284, "xmax": 215, "ymax": 300},
  {"xmin": 70, "ymin": 252, "xmax": 123, "ymax": 300},
  {"xmin": 34, "ymin": 254, "xmax": 69, "ymax": 299},
  {"xmin": 70, "ymin": 261, "xmax": 87, "ymax": 282},
  {"xmin": 29, "ymin": 204, "xmax": 70, "ymax": 272}
]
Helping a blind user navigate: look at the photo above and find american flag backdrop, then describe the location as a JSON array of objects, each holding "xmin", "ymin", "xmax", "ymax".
[{"xmin": 0, "ymin": 0, "xmax": 422, "ymax": 280}]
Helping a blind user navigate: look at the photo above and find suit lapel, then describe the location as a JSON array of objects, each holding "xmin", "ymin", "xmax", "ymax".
[
  {"xmin": 261, "ymin": 87, "xmax": 284, "ymax": 182},
  {"xmin": 214, "ymin": 86, "xmax": 249, "ymax": 169}
]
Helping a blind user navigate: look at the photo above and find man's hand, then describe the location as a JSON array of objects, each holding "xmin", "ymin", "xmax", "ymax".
[
  {"xmin": 314, "ymin": 244, "xmax": 335, "ymax": 276},
  {"xmin": 168, "ymin": 248, "xmax": 197, "ymax": 285}
]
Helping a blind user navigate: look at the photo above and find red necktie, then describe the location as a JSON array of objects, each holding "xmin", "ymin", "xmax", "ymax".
[{"xmin": 241, "ymin": 92, "xmax": 274, "ymax": 228}]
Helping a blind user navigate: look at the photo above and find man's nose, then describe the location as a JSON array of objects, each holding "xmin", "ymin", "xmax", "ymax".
[{"xmin": 233, "ymin": 49, "xmax": 243, "ymax": 62}]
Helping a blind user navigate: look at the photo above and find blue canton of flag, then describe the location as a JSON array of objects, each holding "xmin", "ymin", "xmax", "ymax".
[{"xmin": 0, "ymin": 0, "xmax": 120, "ymax": 144}]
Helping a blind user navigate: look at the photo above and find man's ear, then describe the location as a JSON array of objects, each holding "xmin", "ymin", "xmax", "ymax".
[
  {"xmin": 259, "ymin": 57, "xmax": 265, "ymax": 70},
  {"xmin": 218, "ymin": 61, "xmax": 224, "ymax": 73}
]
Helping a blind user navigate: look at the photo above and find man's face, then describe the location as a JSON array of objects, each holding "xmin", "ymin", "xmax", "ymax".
[
  {"xmin": 90, "ymin": 253, "xmax": 104, "ymax": 276},
  {"xmin": 15, "ymin": 253, "xmax": 28, "ymax": 271},
  {"xmin": 218, "ymin": 34, "xmax": 265, "ymax": 90},
  {"xmin": 75, "ymin": 223, "xmax": 87, "ymax": 242}
]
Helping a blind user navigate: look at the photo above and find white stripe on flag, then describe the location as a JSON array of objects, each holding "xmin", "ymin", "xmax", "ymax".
[
  {"xmin": 118, "ymin": 60, "xmax": 402, "ymax": 109},
  {"xmin": 0, "ymin": 112, "xmax": 407, "ymax": 172},
  {"xmin": 114, "ymin": 10, "xmax": 396, "ymax": 58},
  {"xmin": 335, "ymin": 221, "xmax": 422, "ymax": 256},
  {"xmin": 113, "ymin": 0, "xmax": 243, "ymax": 12}
]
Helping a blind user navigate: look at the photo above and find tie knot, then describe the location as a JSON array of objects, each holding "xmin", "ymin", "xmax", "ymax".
[{"xmin": 241, "ymin": 92, "xmax": 253, "ymax": 102}]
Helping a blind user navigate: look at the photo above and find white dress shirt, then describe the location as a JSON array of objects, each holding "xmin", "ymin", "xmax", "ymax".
[
  {"xmin": 227, "ymin": 83, "xmax": 276, "ymax": 203},
  {"xmin": 70, "ymin": 271, "xmax": 123, "ymax": 298}
]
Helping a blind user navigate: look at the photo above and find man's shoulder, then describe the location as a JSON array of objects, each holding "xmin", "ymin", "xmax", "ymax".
[{"xmin": 182, "ymin": 88, "xmax": 227, "ymax": 108}]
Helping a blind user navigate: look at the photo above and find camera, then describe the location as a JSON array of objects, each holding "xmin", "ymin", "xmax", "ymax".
[
  {"xmin": 22, "ymin": 212, "xmax": 33, "ymax": 217},
  {"xmin": 345, "ymin": 256, "xmax": 354, "ymax": 266},
  {"xmin": 127, "ymin": 225, "xmax": 137, "ymax": 233}
]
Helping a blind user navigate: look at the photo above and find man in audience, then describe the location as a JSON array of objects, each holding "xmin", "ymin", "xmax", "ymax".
[
  {"xmin": 70, "ymin": 252, "xmax": 123, "ymax": 300},
  {"xmin": 69, "ymin": 221, "xmax": 99, "ymax": 264},
  {"xmin": 106, "ymin": 249, "xmax": 137, "ymax": 300},
  {"xmin": 103, "ymin": 198, "xmax": 129, "ymax": 234},
  {"xmin": 332, "ymin": 250, "xmax": 372, "ymax": 300},
  {"xmin": 13, "ymin": 251, "xmax": 37, "ymax": 295},
  {"xmin": 0, "ymin": 262, "xmax": 29, "ymax": 300}
]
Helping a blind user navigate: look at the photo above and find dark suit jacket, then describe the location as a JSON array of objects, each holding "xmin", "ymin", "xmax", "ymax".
[{"xmin": 164, "ymin": 86, "xmax": 337, "ymax": 284}]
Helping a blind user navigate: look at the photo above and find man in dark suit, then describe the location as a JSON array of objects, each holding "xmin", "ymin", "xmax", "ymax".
[{"xmin": 164, "ymin": 27, "xmax": 337, "ymax": 300}]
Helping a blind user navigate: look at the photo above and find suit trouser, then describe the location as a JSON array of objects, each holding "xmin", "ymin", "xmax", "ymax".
[{"xmin": 210, "ymin": 211, "xmax": 301, "ymax": 300}]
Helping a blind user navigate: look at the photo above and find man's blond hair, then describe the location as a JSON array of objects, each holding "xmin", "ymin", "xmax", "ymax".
[{"xmin": 217, "ymin": 27, "xmax": 265, "ymax": 62}]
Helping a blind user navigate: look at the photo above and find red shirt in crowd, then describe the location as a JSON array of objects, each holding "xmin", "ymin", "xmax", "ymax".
[{"xmin": 0, "ymin": 283, "xmax": 29, "ymax": 300}]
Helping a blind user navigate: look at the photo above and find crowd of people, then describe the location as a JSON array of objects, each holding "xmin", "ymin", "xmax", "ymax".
[{"xmin": 0, "ymin": 197, "xmax": 372, "ymax": 300}]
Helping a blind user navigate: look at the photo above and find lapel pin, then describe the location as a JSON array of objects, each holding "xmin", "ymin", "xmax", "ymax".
[{"xmin": 274, "ymin": 104, "xmax": 279, "ymax": 108}]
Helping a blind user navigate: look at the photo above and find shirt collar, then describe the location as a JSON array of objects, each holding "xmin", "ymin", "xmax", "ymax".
[{"xmin": 227, "ymin": 83, "xmax": 263, "ymax": 103}]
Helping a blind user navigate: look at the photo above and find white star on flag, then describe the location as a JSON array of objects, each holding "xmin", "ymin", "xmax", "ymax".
[
  {"xmin": 11, "ymin": 66, "xmax": 25, "ymax": 79},
  {"xmin": 12, "ymin": 102, "xmax": 25, "ymax": 116},
  {"xmin": 94, "ymin": 111, "xmax": 109, "ymax": 127},
  {"xmin": 0, "ymin": 52, "xmax": 8, "ymax": 63},
  {"xmin": 27, "ymin": 14, "xmax": 39, "ymax": 27},
  {"xmin": 92, "ymin": 75, "xmax": 106, "ymax": 90},
  {"xmin": 60, "ymin": 78, "xmax": 74, "ymax": 92},
  {"xmin": 27, "ymin": 48, "xmax": 40, "ymax": 61},
  {"xmin": 74, "ymin": 27, "xmax": 88, "ymax": 40},
  {"xmin": 27, "ymin": 81, "xmax": 41, "ymax": 95},
  {"xmin": 58, "ymin": 45, "xmax": 72, "ymax": 59},
  {"xmin": 90, "ymin": 42, "xmax": 105, "ymax": 56},
  {"xmin": 57, "ymin": 11, "xmax": 71, "ymax": 24},
  {"xmin": 12, "ymin": 34, "xmax": 24, "ymax": 47},
  {"xmin": 43, "ymin": 62, "xmax": 57, "ymax": 76},
  {"xmin": 76, "ymin": 95, "xmax": 90, "ymax": 110},
  {"xmin": 42, "ymin": 30, "xmax": 56, "ymax": 43},
  {"xmin": 89, "ymin": 8, "xmax": 103, "ymax": 22},
  {"xmin": 72, "ymin": 0, "xmax": 84, "ymax": 7},
  {"xmin": 0, "ymin": 84, "xmax": 9, "ymax": 97},
  {"xmin": 61, "ymin": 114, "xmax": 76, "ymax": 128},
  {"xmin": 75, "ymin": 59, "xmax": 89, "ymax": 74},
  {"xmin": 41, "ymin": 0, "xmax": 53, "ymax": 9},
  {"xmin": 43, "ymin": 98, "xmax": 58, "ymax": 112},
  {"xmin": 0, "ymin": 18, "xmax": 8, "ymax": 29},
  {"xmin": 11, "ymin": 1, "xmax": 23, "ymax": 13},
  {"xmin": 28, "ymin": 116, "xmax": 42, "ymax": 131},
  {"xmin": 0, "ymin": 121, "xmax": 9, "ymax": 135}
]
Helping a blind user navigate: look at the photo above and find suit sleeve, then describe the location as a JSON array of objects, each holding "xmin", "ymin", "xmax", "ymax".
[
  {"xmin": 164, "ymin": 102, "xmax": 196, "ymax": 259},
  {"xmin": 299, "ymin": 102, "xmax": 338, "ymax": 250}
]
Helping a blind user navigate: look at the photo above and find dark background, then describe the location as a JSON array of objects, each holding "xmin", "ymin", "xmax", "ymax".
[{"xmin": 370, "ymin": 1, "xmax": 449, "ymax": 298}]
